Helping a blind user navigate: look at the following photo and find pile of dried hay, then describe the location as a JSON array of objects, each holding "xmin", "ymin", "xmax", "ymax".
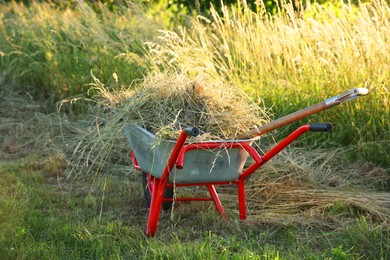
[
  {"xmin": 65, "ymin": 72, "xmax": 270, "ymax": 176},
  {"xmin": 243, "ymin": 181, "xmax": 390, "ymax": 228},
  {"xmin": 96, "ymin": 72, "xmax": 269, "ymax": 140}
]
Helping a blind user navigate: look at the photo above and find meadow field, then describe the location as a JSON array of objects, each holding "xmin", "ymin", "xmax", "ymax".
[{"xmin": 0, "ymin": 0, "xmax": 389, "ymax": 258}]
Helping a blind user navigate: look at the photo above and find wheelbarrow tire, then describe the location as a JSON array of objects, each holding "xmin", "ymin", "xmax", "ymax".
[{"xmin": 142, "ymin": 172, "xmax": 174, "ymax": 211}]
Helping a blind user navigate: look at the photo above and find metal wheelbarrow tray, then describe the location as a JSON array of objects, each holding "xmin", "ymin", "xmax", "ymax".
[
  {"xmin": 124, "ymin": 124, "xmax": 256, "ymax": 184},
  {"xmin": 124, "ymin": 88, "xmax": 368, "ymax": 237}
]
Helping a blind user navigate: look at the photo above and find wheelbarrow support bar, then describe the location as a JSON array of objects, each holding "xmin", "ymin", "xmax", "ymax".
[
  {"xmin": 146, "ymin": 127, "xmax": 199, "ymax": 237},
  {"xmin": 237, "ymin": 123, "xmax": 332, "ymax": 219},
  {"xmin": 236, "ymin": 88, "xmax": 368, "ymax": 139}
]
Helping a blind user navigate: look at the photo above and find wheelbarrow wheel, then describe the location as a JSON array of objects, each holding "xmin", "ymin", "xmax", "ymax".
[{"xmin": 142, "ymin": 172, "xmax": 173, "ymax": 211}]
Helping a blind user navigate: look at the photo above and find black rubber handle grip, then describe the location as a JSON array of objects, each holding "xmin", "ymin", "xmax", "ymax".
[
  {"xmin": 184, "ymin": 127, "xmax": 200, "ymax": 137},
  {"xmin": 309, "ymin": 123, "xmax": 333, "ymax": 132}
]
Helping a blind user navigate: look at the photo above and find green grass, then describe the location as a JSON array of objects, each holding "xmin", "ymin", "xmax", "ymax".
[
  {"xmin": 0, "ymin": 159, "xmax": 389, "ymax": 259},
  {"xmin": 0, "ymin": 1, "xmax": 164, "ymax": 100}
]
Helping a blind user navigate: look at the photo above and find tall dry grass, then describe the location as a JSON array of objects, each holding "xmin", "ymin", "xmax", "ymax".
[{"xmin": 148, "ymin": 0, "xmax": 389, "ymax": 166}]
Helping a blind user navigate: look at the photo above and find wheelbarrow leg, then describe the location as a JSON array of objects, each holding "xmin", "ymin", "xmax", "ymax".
[
  {"xmin": 237, "ymin": 180, "xmax": 247, "ymax": 220},
  {"xmin": 207, "ymin": 185, "xmax": 228, "ymax": 220},
  {"xmin": 146, "ymin": 127, "xmax": 200, "ymax": 237},
  {"xmin": 146, "ymin": 178, "xmax": 164, "ymax": 237}
]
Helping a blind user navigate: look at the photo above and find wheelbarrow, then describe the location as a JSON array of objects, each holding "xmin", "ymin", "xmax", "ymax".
[{"xmin": 124, "ymin": 88, "xmax": 368, "ymax": 237}]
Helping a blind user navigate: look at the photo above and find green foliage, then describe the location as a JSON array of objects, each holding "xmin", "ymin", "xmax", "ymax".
[
  {"xmin": 141, "ymin": 0, "xmax": 373, "ymax": 19},
  {"xmin": 328, "ymin": 217, "xmax": 390, "ymax": 259},
  {"xmin": 0, "ymin": 168, "xmax": 27, "ymax": 244},
  {"xmin": 0, "ymin": 1, "xmax": 160, "ymax": 100}
]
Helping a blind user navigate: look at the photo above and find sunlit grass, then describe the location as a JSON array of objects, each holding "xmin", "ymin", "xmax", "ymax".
[
  {"xmin": 147, "ymin": 0, "xmax": 389, "ymax": 166},
  {"xmin": 0, "ymin": 1, "xmax": 164, "ymax": 100},
  {"xmin": 0, "ymin": 1, "xmax": 388, "ymax": 165}
]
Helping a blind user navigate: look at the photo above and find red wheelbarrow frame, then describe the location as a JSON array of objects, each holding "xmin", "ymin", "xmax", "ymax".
[
  {"xmin": 128, "ymin": 88, "xmax": 368, "ymax": 237},
  {"xmin": 131, "ymin": 123, "xmax": 332, "ymax": 237}
]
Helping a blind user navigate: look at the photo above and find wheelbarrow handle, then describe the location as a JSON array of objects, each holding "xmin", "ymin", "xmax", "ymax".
[
  {"xmin": 184, "ymin": 127, "xmax": 200, "ymax": 137},
  {"xmin": 324, "ymin": 87, "xmax": 368, "ymax": 107},
  {"xmin": 236, "ymin": 88, "xmax": 368, "ymax": 139},
  {"xmin": 309, "ymin": 123, "xmax": 333, "ymax": 132}
]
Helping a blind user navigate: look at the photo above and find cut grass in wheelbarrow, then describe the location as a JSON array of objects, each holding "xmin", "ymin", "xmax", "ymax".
[
  {"xmin": 66, "ymin": 72, "xmax": 270, "ymax": 179},
  {"xmin": 94, "ymin": 71, "xmax": 270, "ymax": 140}
]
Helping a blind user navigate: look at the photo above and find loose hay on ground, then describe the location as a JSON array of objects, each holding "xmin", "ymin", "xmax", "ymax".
[{"xmin": 218, "ymin": 147, "xmax": 390, "ymax": 228}]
